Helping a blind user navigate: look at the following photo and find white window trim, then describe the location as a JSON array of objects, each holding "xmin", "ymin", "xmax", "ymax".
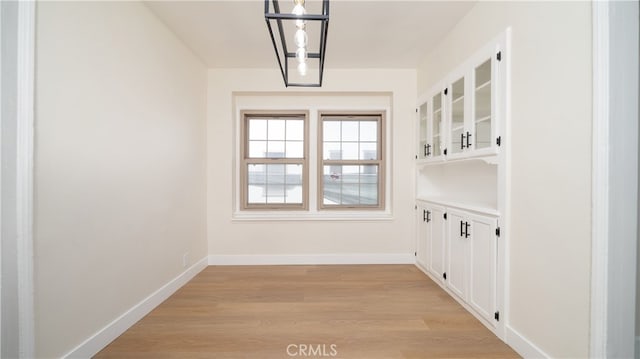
[{"xmin": 233, "ymin": 104, "xmax": 392, "ymax": 221}]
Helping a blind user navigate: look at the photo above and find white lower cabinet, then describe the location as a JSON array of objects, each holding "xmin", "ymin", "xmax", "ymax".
[
  {"xmin": 417, "ymin": 201, "xmax": 499, "ymax": 328},
  {"xmin": 467, "ymin": 213, "xmax": 498, "ymax": 325},
  {"xmin": 447, "ymin": 209, "xmax": 469, "ymax": 300},
  {"xmin": 416, "ymin": 203, "xmax": 446, "ymax": 284}
]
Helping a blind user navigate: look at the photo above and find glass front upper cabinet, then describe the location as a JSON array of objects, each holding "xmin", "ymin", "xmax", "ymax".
[
  {"xmin": 418, "ymin": 101, "xmax": 429, "ymax": 160},
  {"xmin": 449, "ymin": 77, "xmax": 465, "ymax": 155},
  {"xmin": 416, "ymin": 47, "xmax": 502, "ymax": 162},
  {"xmin": 417, "ymin": 88, "xmax": 446, "ymax": 161},
  {"xmin": 474, "ymin": 59, "xmax": 492, "ymax": 151},
  {"xmin": 431, "ymin": 91, "xmax": 444, "ymax": 158}
]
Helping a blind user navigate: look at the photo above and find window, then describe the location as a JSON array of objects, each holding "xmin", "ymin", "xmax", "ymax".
[
  {"xmin": 318, "ymin": 112, "xmax": 385, "ymax": 209},
  {"xmin": 240, "ymin": 112, "xmax": 308, "ymax": 210}
]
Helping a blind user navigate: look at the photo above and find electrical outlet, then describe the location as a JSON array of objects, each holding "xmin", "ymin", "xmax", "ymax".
[{"xmin": 182, "ymin": 252, "xmax": 190, "ymax": 268}]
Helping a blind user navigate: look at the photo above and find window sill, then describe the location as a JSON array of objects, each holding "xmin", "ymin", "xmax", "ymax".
[{"xmin": 231, "ymin": 210, "xmax": 394, "ymax": 222}]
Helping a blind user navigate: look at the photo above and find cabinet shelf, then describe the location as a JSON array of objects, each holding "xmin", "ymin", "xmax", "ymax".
[
  {"xmin": 452, "ymin": 96, "xmax": 464, "ymax": 105},
  {"xmin": 475, "ymin": 115, "xmax": 491, "ymax": 123},
  {"xmin": 475, "ymin": 80, "xmax": 491, "ymax": 91}
]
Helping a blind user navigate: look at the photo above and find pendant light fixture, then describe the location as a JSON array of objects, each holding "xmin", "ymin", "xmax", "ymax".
[{"xmin": 264, "ymin": 0, "xmax": 329, "ymax": 87}]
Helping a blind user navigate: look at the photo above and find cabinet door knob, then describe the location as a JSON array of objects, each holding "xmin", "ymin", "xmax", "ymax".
[
  {"xmin": 460, "ymin": 220, "xmax": 465, "ymax": 237},
  {"xmin": 465, "ymin": 222, "xmax": 471, "ymax": 238},
  {"xmin": 460, "ymin": 133, "xmax": 466, "ymax": 149},
  {"xmin": 466, "ymin": 131, "xmax": 472, "ymax": 149}
]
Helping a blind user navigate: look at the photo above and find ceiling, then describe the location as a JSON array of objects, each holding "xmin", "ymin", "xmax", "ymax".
[{"xmin": 145, "ymin": 1, "xmax": 477, "ymax": 69}]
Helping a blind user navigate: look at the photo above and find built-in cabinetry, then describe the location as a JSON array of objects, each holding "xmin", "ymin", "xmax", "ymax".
[
  {"xmin": 415, "ymin": 30, "xmax": 509, "ymax": 337},
  {"xmin": 417, "ymin": 43, "xmax": 502, "ymax": 162}
]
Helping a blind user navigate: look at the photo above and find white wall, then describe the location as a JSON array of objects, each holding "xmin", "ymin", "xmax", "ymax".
[
  {"xmin": 35, "ymin": 2, "xmax": 207, "ymax": 357},
  {"xmin": 207, "ymin": 69, "xmax": 416, "ymax": 261},
  {"xmin": 417, "ymin": 2, "xmax": 592, "ymax": 357}
]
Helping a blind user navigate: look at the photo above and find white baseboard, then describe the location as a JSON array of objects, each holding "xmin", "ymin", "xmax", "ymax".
[
  {"xmin": 208, "ymin": 253, "xmax": 415, "ymax": 265},
  {"xmin": 63, "ymin": 257, "xmax": 208, "ymax": 359},
  {"xmin": 505, "ymin": 325, "xmax": 550, "ymax": 358}
]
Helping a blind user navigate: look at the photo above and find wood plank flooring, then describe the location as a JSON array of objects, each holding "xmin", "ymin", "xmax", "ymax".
[{"xmin": 95, "ymin": 265, "xmax": 519, "ymax": 358}]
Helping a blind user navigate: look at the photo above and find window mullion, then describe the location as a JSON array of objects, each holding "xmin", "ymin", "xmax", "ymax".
[{"xmin": 322, "ymin": 160, "xmax": 380, "ymax": 166}]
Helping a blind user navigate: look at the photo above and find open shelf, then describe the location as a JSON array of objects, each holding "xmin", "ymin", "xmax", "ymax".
[{"xmin": 416, "ymin": 159, "xmax": 498, "ymax": 215}]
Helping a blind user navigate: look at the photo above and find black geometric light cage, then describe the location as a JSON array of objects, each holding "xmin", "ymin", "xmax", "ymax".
[{"xmin": 264, "ymin": 0, "xmax": 329, "ymax": 87}]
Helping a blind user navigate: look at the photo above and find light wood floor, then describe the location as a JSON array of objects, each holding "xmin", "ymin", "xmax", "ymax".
[{"xmin": 95, "ymin": 265, "xmax": 519, "ymax": 358}]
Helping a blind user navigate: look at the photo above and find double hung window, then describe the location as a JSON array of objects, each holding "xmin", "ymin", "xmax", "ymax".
[
  {"xmin": 318, "ymin": 113, "xmax": 385, "ymax": 209},
  {"xmin": 241, "ymin": 112, "xmax": 308, "ymax": 210}
]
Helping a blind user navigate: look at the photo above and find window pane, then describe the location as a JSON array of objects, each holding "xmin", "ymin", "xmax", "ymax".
[
  {"xmin": 249, "ymin": 119, "xmax": 267, "ymax": 140},
  {"xmin": 322, "ymin": 165, "xmax": 379, "ymax": 206},
  {"xmin": 340, "ymin": 184, "xmax": 359, "ymax": 205},
  {"xmin": 324, "ymin": 142, "xmax": 341, "ymax": 160},
  {"xmin": 248, "ymin": 187, "xmax": 265, "ymax": 203},
  {"xmin": 323, "ymin": 165, "xmax": 341, "ymax": 205},
  {"xmin": 247, "ymin": 164, "xmax": 266, "ymax": 204},
  {"xmin": 360, "ymin": 121, "xmax": 377, "ymax": 142},
  {"xmin": 342, "ymin": 142, "xmax": 358, "ymax": 160},
  {"xmin": 360, "ymin": 165, "xmax": 378, "ymax": 205},
  {"xmin": 323, "ymin": 121, "xmax": 340, "ymax": 141},
  {"xmin": 341, "ymin": 121, "xmax": 359, "ymax": 141},
  {"xmin": 248, "ymin": 163, "xmax": 304, "ymax": 206},
  {"xmin": 268, "ymin": 119, "xmax": 285, "ymax": 140},
  {"xmin": 286, "ymin": 141, "xmax": 304, "ymax": 158},
  {"xmin": 267, "ymin": 141, "xmax": 285, "ymax": 158},
  {"xmin": 287, "ymin": 120, "xmax": 304, "ymax": 141},
  {"xmin": 360, "ymin": 142, "xmax": 377, "ymax": 160},
  {"xmin": 248, "ymin": 140, "xmax": 267, "ymax": 158},
  {"xmin": 248, "ymin": 164, "xmax": 266, "ymax": 184},
  {"xmin": 286, "ymin": 164, "xmax": 303, "ymax": 184},
  {"xmin": 266, "ymin": 164, "xmax": 285, "ymax": 203},
  {"xmin": 342, "ymin": 165, "xmax": 359, "ymax": 183},
  {"xmin": 285, "ymin": 164, "xmax": 303, "ymax": 204}
]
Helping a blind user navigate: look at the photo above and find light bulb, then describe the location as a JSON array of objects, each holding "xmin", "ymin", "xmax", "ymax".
[
  {"xmin": 296, "ymin": 47, "xmax": 307, "ymax": 63},
  {"xmin": 294, "ymin": 29, "xmax": 307, "ymax": 48},
  {"xmin": 297, "ymin": 62, "xmax": 308, "ymax": 76},
  {"xmin": 292, "ymin": 4, "xmax": 306, "ymax": 29},
  {"xmin": 292, "ymin": 3, "xmax": 305, "ymax": 16}
]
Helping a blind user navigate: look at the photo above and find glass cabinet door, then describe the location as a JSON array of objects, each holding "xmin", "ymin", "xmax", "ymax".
[
  {"xmin": 431, "ymin": 92, "xmax": 443, "ymax": 157},
  {"xmin": 450, "ymin": 77, "xmax": 465, "ymax": 155},
  {"xmin": 474, "ymin": 59, "xmax": 492, "ymax": 150},
  {"xmin": 418, "ymin": 101, "xmax": 429, "ymax": 159}
]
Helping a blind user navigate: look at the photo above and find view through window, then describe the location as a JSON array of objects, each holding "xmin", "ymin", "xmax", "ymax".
[{"xmin": 319, "ymin": 113, "xmax": 385, "ymax": 209}]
